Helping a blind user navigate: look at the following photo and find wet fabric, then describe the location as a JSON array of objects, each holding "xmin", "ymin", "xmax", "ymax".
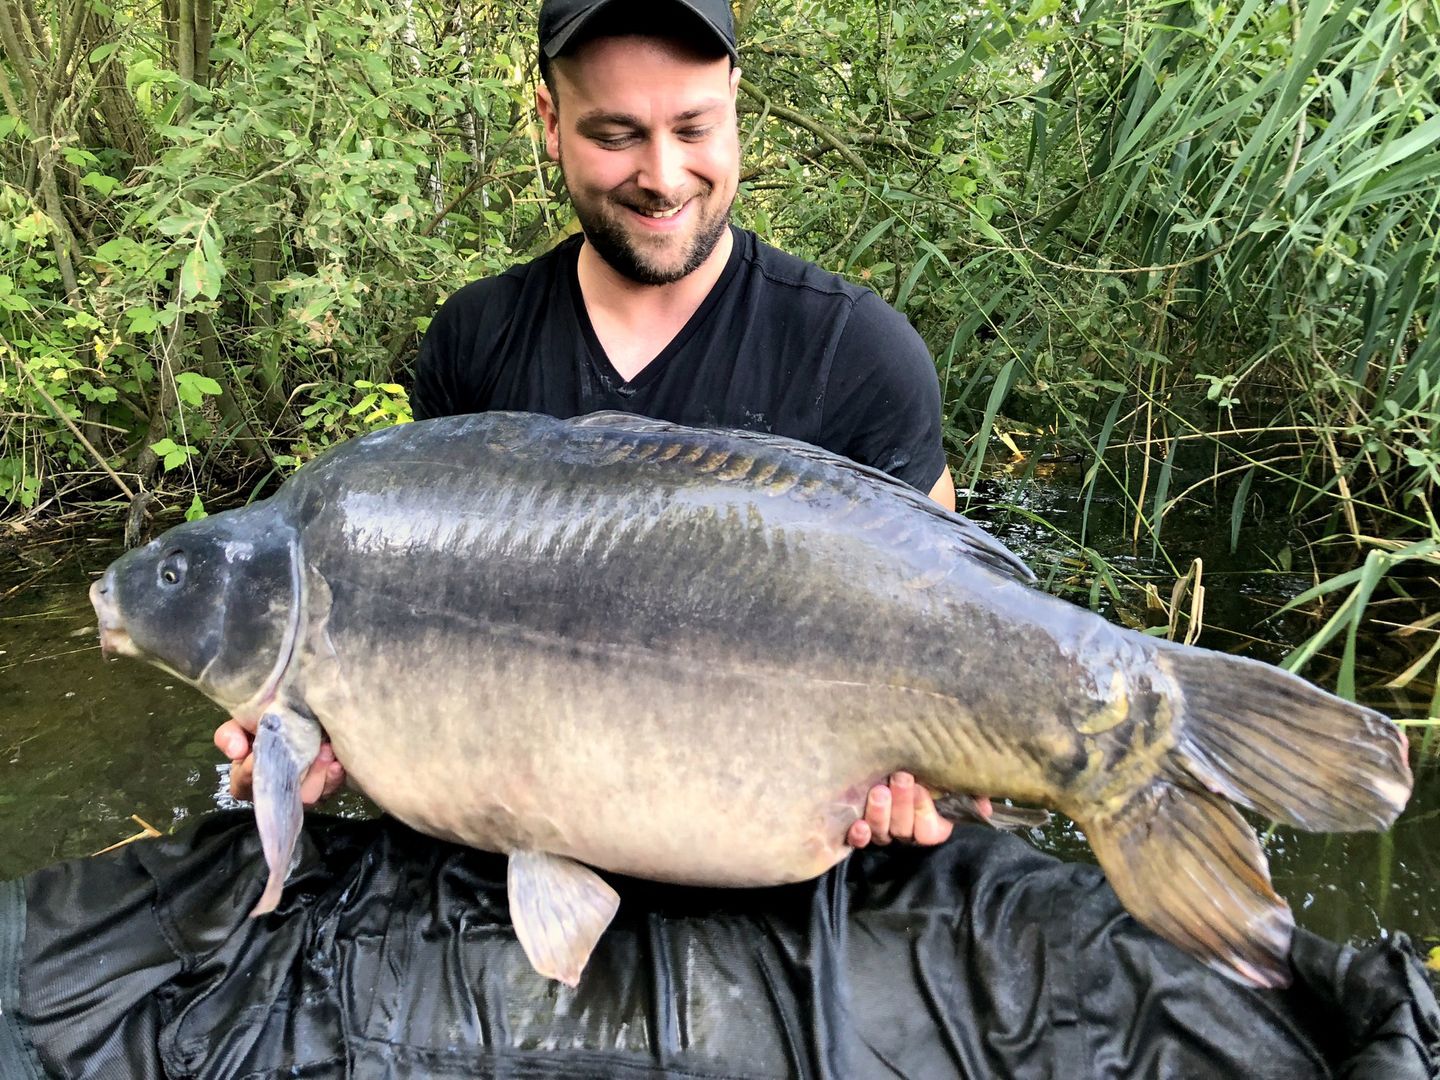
[{"xmin": 3, "ymin": 812, "xmax": 1436, "ymax": 1079}]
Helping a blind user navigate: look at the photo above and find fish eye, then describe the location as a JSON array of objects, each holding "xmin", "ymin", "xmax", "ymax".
[{"xmin": 159, "ymin": 550, "xmax": 188, "ymax": 588}]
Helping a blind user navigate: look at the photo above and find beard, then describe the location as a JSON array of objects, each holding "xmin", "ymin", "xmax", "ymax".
[{"xmin": 568, "ymin": 179, "xmax": 735, "ymax": 286}]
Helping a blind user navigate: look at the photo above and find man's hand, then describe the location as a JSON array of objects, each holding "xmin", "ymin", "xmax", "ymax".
[
  {"xmin": 214, "ymin": 719, "xmax": 346, "ymax": 805},
  {"xmin": 848, "ymin": 772, "xmax": 992, "ymax": 847}
]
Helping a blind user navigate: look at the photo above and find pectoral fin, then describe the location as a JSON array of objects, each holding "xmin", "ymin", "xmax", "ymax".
[
  {"xmin": 248, "ymin": 705, "xmax": 322, "ymax": 918},
  {"xmin": 507, "ymin": 850, "xmax": 620, "ymax": 987}
]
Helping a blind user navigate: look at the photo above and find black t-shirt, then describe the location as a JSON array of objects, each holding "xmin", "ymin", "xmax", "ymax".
[{"xmin": 412, "ymin": 227, "xmax": 947, "ymax": 492}]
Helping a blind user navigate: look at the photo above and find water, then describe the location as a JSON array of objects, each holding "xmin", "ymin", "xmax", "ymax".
[
  {"xmin": 0, "ymin": 533, "xmax": 371, "ymax": 875},
  {"xmin": 1, "ymin": 487, "xmax": 1435, "ymax": 963}
]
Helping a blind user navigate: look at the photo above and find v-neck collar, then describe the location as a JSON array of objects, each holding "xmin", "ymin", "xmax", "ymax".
[{"xmin": 567, "ymin": 226, "xmax": 745, "ymax": 395}]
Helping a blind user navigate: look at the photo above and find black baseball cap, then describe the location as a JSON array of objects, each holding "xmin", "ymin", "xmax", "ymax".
[{"xmin": 538, "ymin": 0, "xmax": 739, "ymax": 63}]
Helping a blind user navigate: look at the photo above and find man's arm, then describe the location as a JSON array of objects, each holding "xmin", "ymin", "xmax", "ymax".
[{"xmin": 929, "ymin": 465, "xmax": 957, "ymax": 512}]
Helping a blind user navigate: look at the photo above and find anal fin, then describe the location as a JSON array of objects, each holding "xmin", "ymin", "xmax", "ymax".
[
  {"xmin": 935, "ymin": 794, "xmax": 1051, "ymax": 831},
  {"xmin": 507, "ymin": 850, "xmax": 620, "ymax": 987},
  {"xmin": 248, "ymin": 705, "xmax": 322, "ymax": 918}
]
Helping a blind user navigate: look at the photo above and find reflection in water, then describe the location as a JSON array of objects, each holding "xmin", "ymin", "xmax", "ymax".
[{"xmin": 1, "ymin": 511, "xmax": 1434, "ymax": 961}]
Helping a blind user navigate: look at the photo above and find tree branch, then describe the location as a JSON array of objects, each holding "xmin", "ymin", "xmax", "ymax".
[{"xmin": 737, "ymin": 76, "xmax": 870, "ymax": 177}]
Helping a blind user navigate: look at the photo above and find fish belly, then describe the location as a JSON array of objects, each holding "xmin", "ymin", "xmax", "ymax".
[{"xmin": 302, "ymin": 619, "xmax": 945, "ymax": 887}]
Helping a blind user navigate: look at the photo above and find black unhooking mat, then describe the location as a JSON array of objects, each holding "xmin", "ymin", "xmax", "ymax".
[{"xmin": 1, "ymin": 812, "xmax": 1436, "ymax": 1079}]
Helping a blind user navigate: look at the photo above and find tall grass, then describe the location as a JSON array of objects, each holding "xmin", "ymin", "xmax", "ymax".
[
  {"xmin": 929, "ymin": 0, "xmax": 1440, "ymax": 709},
  {"xmin": 794, "ymin": 0, "xmax": 1440, "ymax": 714}
]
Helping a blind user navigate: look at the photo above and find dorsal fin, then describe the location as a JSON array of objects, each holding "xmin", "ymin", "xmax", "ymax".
[{"xmin": 566, "ymin": 411, "xmax": 1036, "ymax": 587}]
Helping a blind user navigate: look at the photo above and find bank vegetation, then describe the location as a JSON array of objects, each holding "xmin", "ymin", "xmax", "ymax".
[{"xmin": 2, "ymin": 0, "xmax": 1437, "ymax": 710}]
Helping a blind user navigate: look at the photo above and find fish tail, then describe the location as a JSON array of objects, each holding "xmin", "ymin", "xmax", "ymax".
[
  {"xmin": 1075, "ymin": 647, "xmax": 1413, "ymax": 988},
  {"xmin": 1080, "ymin": 780, "xmax": 1294, "ymax": 988},
  {"xmin": 1159, "ymin": 645, "xmax": 1412, "ymax": 832}
]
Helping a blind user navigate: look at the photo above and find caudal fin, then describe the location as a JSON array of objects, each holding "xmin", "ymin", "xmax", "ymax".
[
  {"xmin": 1081, "ymin": 645, "xmax": 1413, "ymax": 988},
  {"xmin": 1083, "ymin": 780, "xmax": 1294, "ymax": 988},
  {"xmin": 1082, "ymin": 648, "xmax": 1405, "ymax": 996},
  {"xmin": 1157, "ymin": 645, "xmax": 1412, "ymax": 832}
]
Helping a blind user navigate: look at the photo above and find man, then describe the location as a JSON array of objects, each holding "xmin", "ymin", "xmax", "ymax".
[{"xmin": 216, "ymin": 0, "xmax": 989, "ymax": 847}]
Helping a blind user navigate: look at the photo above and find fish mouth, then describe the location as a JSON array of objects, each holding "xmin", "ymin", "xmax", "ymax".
[
  {"xmin": 89, "ymin": 576, "xmax": 138, "ymax": 659},
  {"xmin": 97, "ymin": 622, "xmax": 138, "ymax": 659}
]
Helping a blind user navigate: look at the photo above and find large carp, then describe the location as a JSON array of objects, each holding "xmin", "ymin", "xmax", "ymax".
[{"xmin": 90, "ymin": 411, "xmax": 1411, "ymax": 989}]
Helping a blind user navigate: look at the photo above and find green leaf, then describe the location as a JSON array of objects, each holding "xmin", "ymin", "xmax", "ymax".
[
  {"xmin": 968, "ymin": 214, "xmax": 1006, "ymax": 245},
  {"xmin": 1080, "ymin": 394, "xmax": 1124, "ymax": 550},
  {"xmin": 1230, "ymin": 467, "xmax": 1255, "ymax": 554},
  {"xmin": 180, "ymin": 235, "xmax": 223, "ymax": 301},
  {"xmin": 845, "ymin": 217, "xmax": 896, "ymax": 271},
  {"xmin": 1150, "ymin": 437, "xmax": 1181, "ymax": 559},
  {"xmin": 154, "ymin": 206, "xmax": 206, "ymax": 238},
  {"xmin": 127, "ymin": 307, "xmax": 161, "ymax": 335},
  {"xmin": 179, "ymin": 247, "xmax": 205, "ymax": 301},
  {"xmin": 185, "ymin": 493, "xmax": 208, "ymax": 521},
  {"xmin": 81, "ymin": 172, "xmax": 122, "ymax": 196},
  {"xmin": 175, "ymin": 372, "xmax": 222, "ymax": 405},
  {"xmin": 894, "ymin": 249, "xmax": 934, "ymax": 313},
  {"xmin": 94, "ymin": 236, "xmax": 135, "ymax": 263},
  {"xmin": 148, "ymin": 438, "xmax": 179, "ymax": 456},
  {"xmin": 0, "ymin": 277, "xmax": 32, "ymax": 312},
  {"xmin": 61, "ymin": 147, "xmax": 99, "ymax": 168},
  {"xmin": 967, "ymin": 357, "xmax": 1018, "ymax": 490}
]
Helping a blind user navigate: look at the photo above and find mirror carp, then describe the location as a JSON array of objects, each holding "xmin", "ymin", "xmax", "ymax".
[{"xmin": 90, "ymin": 411, "xmax": 1412, "ymax": 989}]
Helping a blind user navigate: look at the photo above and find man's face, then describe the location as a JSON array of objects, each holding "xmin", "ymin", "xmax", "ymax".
[{"xmin": 538, "ymin": 35, "xmax": 741, "ymax": 285}]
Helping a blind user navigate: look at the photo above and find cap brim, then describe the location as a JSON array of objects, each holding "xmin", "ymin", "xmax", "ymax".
[{"xmin": 542, "ymin": 0, "xmax": 738, "ymax": 62}]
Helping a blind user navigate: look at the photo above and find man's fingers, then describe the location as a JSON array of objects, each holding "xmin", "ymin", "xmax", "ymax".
[
  {"xmin": 321, "ymin": 759, "xmax": 346, "ymax": 800},
  {"xmin": 233, "ymin": 753, "xmax": 340, "ymax": 806},
  {"xmin": 219, "ymin": 720, "xmax": 343, "ymax": 806},
  {"xmin": 299, "ymin": 759, "xmax": 330, "ymax": 806},
  {"xmin": 214, "ymin": 719, "xmax": 252, "ymax": 761},
  {"xmin": 888, "ymin": 772, "xmax": 916, "ymax": 840},
  {"xmin": 863, "ymin": 783, "xmax": 892, "ymax": 845},
  {"xmin": 228, "ymin": 753, "xmax": 255, "ymax": 801},
  {"xmin": 911, "ymin": 786, "xmax": 955, "ymax": 845},
  {"xmin": 851, "ymin": 779, "xmax": 967, "ymax": 848},
  {"xmin": 300, "ymin": 744, "xmax": 346, "ymax": 805}
]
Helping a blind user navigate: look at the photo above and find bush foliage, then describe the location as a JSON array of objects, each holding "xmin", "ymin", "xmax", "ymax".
[{"xmin": 2, "ymin": 1, "xmax": 1437, "ymax": 694}]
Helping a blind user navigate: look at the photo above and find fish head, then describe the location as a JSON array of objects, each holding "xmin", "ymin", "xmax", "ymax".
[{"xmin": 91, "ymin": 505, "xmax": 300, "ymax": 711}]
